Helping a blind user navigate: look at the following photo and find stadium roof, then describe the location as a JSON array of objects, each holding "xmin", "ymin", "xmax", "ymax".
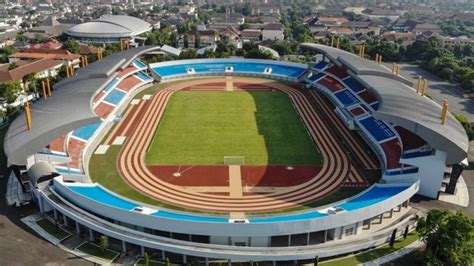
[
  {"xmin": 301, "ymin": 43, "xmax": 469, "ymax": 164},
  {"xmin": 66, "ymin": 15, "xmax": 152, "ymax": 39},
  {"xmin": 4, "ymin": 46, "xmax": 161, "ymax": 166}
]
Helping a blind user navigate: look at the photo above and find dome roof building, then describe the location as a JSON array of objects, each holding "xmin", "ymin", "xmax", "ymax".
[{"xmin": 65, "ymin": 15, "xmax": 152, "ymax": 44}]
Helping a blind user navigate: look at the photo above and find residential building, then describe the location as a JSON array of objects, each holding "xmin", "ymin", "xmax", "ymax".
[
  {"xmin": 248, "ymin": 3, "xmax": 280, "ymax": 16},
  {"xmin": 361, "ymin": 8, "xmax": 400, "ymax": 21},
  {"xmin": 210, "ymin": 13, "xmax": 245, "ymax": 28},
  {"xmin": 0, "ymin": 58, "xmax": 63, "ymax": 88},
  {"xmin": 198, "ymin": 30, "xmax": 219, "ymax": 47},
  {"xmin": 262, "ymin": 23, "xmax": 284, "ymax": 41},
  {"xmin": 178, "ymin": 5, "xmax": 196, "ymax": 18},
  {"xmin": 440, "ymin": 36, "xmax": 474, "ymax": 46},
  {"xmin": 241, "ymin": 29, "xmax": 262, "ymax": 43},
  {"xmin": 9, "ymin": 49, "xmax": 81, "ymax": 66},
  {"xmin": 412, "ymin": 23, "xmax": 441, "ymax": 35}
]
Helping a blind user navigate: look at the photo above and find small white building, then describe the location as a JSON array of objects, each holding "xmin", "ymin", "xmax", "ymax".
[{"xmin": 262, "ymin": 23, "xmax": 284, "ymax": 41}]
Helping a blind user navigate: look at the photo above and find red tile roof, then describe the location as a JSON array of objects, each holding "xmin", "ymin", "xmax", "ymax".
[
  {"xmin": 9, "ymin": 49, "xmax": 81, "ymax": 61},
  {"xmin": 0, "ymin": 58, "xmax": 63, "ymax": 82}
]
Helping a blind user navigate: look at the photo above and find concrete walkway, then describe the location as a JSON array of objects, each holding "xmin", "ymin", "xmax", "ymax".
[
  {"xmin": 226, "ymin": 77, "xmax": 234, "ymax": 92},
  {"xmin": 229, "ymin": 165, "xmax": 243, "ymax": 197},
  {"xmin": 438, "ymin": 176, "xmax": 469, "ymax": 207},
  {"xmin": 362, "ymin": 240, "xmax": 424, "ymax": 266}
]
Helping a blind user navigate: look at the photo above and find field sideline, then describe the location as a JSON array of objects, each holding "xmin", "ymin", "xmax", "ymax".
[{"xmin": 146, "ymin": 90, "xmax": 323, "ymax": 165}]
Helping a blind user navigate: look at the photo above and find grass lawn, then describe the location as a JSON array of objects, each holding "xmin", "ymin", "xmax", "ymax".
[
  {"xmin": 321, "ymin": 232, "xmax": 419, "ymax": 266},
  {"xmin": 146, "ymin": 91, "xmax": 322, "ymax": 165},
  {"xmin": 89, "ymin": 81, "xmax": 361, "ymax": 214},
  {"xmin": 76, "ymin": 242, "xmax": 119, "ymax": 261},
  {"xmin": 36, "ymin": 219, "xmax": 70, "ymax": 240},
  {"xmin": 135, "ymin": 258, "xmax": 165, "ymax": 265}
]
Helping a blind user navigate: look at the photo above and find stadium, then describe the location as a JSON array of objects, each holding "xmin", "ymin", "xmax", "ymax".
[
  {"xmin": 65, "ymin": 15, "xmax": 152, "ymax": 44},
  {"xmin": 4, "ymin": 44, "xmax": 469, "ymax": 264}
]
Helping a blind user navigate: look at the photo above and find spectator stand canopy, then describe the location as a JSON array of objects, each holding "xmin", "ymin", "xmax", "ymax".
[{"xmin": 300, "ymin": 43, "xmax": 469, "ymax": 165}]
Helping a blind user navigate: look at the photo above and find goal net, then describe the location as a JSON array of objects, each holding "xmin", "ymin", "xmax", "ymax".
[{"xmin": 224, "ymin": 156, "xmax": 245, "ymax": 165}]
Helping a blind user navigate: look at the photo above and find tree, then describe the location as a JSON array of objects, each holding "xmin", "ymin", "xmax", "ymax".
[
  {"xmin": 99, "ymin": 235, "xmax": 108, "ymax": 252},
  {"xmin": 416, "ymin": 209, "xmax": 474, "ymax": 265},
  {"xmin": 62, "ymin": 39, "xmax": 81, "ymax": 54},
  {"xmin": 144, "ymin": 252, "xmax": 150, "ymax": 266},
  {"xmin": 22, "ymin": 72, "xmax": 37, "ymax": 93},
  {"xmin": 0, "ymin": 47, "xmax": 14, "ymax": 63},
  {"xmin": 453, "ymin": 113, "xmax": 474, "ymax": 140},
  {"xmin": 178, "ymin": 49, "xmax": 197, "ymax": 59},
  {"xmin": 0, "ymin": 81, "xmax": 22, "ymax": 103},
  {"xmin": 8, "ymin": 62, "xmax": 18, "ymax": 70}
]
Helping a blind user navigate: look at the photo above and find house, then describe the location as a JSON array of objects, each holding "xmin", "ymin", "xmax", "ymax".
[
  {"xmin": 258, "ymin": 16, "xmax": 280, "ymax": 25},
  {"xmin": 8, "ymin": 49, "xmax": 81, "ymax": 66},
  {"xmin": 177, "ymin": 34, "xmax": 196, "ymax": 49},
  {"xmin": 220, "ymin": 26, "xmax": 240, "ymax": 41},
  {"xmin": 179, "ymin": 6, "xmax": 196, "ymax": 18},
  {"xmin": 0, "ymin": 59, "xmax": 63, "ymax": 88},
  {"xmin": 0, "ymin": 39, "xmax": 14, "ymax": 48},
  {"xmin": 344, "ymin": 7, "xmax": 366, "ymax": 15},
  {"xmin": 321, "ymin": 6, "xmax": 345, "ymax": 16},
  {"xmin": 210, "ymin": 13, "xmax": 245, "ymax": 28},
  {"xmin": 412, "ymin": 23, "xmax": 441, "ymax": 35},
  {"xmin": 382, "ymin": 32, "xmax": 415, "ymax": 42},
  {"xmin": 439, "ymin": 36, "xmax": 474, "ymax": 47},
  {"xmin": 392, "ymin": 19, "xmax": 419, "ymax": 32},
  {"xmin": 262, "ymin": 23, "xmax": 284, "ymax": 41},
  {"xmin": 361, "ymin": 8, "xmax": 400, "ymax": 21},
  {"xmin": 78, "ymin": 44, "xmax": 98, "ymax": 56},
  {"xmin": 186, "ymin": 34, "xmax": 196, "ymax": 49},
  {"xmin": 328, "ymin": 27, "xmax": 353, "ymax": 36},
  {"xmin": 198, "ymin": 30, "xmax": 219, "ymax": 47},
  {"xmin": 403, "ymin": 4, "xmax": 436, "ymax": 16},
  {"xmin": 241, "ymin": 30, "xmax": 262, "ymax": 43},
  {"xmin": 25, "ymin": 16, "xmax": 75, "ymax": 39},
  {"xmin": 29, "ymin": 40, "xmax": 62, "ymax": 50},
  {"xmin": 248, "ymin": 3, "xmax": 280, "ymax": 16}
]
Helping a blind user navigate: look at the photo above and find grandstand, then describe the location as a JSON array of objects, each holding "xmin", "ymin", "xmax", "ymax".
[{"xmin": 3, "ymin": 44, "xmax": 469, "ymax": 264}]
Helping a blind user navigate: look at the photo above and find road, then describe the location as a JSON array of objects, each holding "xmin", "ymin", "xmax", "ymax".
[
  {"xmin": 0, "ymin": 127, "xmax": 90, "ymax": 265},
  {"xmin": 383, "ymin": 62, "xmax": 474, "ymax": 118}
]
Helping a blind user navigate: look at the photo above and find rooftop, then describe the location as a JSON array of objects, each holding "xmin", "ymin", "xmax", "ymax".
[{"xmin": 0, "ymin": 58, "xmax": 62, "ymax": 82}]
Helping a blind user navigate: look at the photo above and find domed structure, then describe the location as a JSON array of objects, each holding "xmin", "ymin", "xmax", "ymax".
[{"xmin": 65, "ymin": 15, "xmax": 152, "ymax": 44}]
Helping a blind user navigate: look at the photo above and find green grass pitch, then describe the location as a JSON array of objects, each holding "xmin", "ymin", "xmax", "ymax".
[{"xmin": 146, "ymin": 90, "xmax": 323, "ymax": 165}]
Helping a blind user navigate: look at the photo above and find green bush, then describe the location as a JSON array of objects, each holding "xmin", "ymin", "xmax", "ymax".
[{"xmin": 453, "ymin": 113, "xmax": 474, "ymax": 140}]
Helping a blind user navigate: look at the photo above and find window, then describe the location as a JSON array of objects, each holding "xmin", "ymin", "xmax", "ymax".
[{"xmin": 345, "ymin": 227, "xmax": 354, "ymax": 236}]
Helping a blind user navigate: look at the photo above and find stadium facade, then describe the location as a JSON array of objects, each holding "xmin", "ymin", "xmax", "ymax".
[
  {"xmin": 65, "ymin": 15, "xmax": 152, "ymax": 44},
  {"xmin": 4, "ymin": 44, "xmax": 469, "ymax": 264}
]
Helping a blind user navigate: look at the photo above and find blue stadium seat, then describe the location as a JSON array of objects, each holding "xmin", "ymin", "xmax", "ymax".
[
  {"xmin": 334, "ymin": 89, "xmax": 360, "ymax": 107},
  {"xmin": 133, "ymin": 59, "xmax": 147, "ymax": 69},
  {"xmin": 72, "ymin": 123, "xmax": 101, "ymax": 141},
  {"xmin": 103, "ymin": 89, "xmax": 126, "ymax": 105},
  {"xmin": 343, "ymin": 77, "xmax": 365, "ymax": 93},
  {"xmin": 103, "ymin": 78, "xmax": 119, "ymax": 93},
  {"xmin": 358, "ymin": 116, "xmax": 396, "ymax": 142},
  {"xmin": 135, "ymin": 71, "xmax": 152, "ymax": 81}
]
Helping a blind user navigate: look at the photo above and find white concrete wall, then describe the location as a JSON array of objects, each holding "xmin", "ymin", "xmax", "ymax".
[
  {"xmin": 51, "ymin": 178, "xmax": 419, "ymax": 237},
  {"xmin": 210, "ymin": 236, "xmax": 228, "ymax": 245},
  {"xmin": 250, "ymin": 236, "xmax": 269, "ymax": 247},
  {"xmin": 262, "ymin": 30, "xmax": 284, "ymax": 41}
]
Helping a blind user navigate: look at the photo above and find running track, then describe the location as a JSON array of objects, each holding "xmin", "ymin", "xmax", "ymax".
[{"xmin": 116, "ymin": 78, "xmax": 374, "ymax": 213}]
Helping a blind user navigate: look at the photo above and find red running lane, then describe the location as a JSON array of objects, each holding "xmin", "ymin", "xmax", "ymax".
[{"xmin": 116, "ymin": 78, "xmax": 361, "ymax": 212}]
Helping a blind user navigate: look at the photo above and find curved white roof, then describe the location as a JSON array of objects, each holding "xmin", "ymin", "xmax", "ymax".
[{"xmin": 66, "ymin": 15, "xmax": 152, "ymax": 38}]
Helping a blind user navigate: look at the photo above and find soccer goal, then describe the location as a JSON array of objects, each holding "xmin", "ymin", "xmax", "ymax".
[{"xmin": 224, "ymin": 156, "xmax": 245, "ymax": 165}]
